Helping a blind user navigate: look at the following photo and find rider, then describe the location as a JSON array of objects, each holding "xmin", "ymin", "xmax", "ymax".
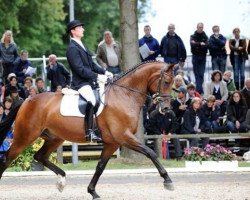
[{"xmin": 66, "ymin": 20, "xmax": 113, "ymax": 142}]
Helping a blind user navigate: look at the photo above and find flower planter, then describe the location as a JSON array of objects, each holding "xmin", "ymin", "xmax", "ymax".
[{"xmin": 185, "ymin": 160, "xmax": 238, "ymax": 171}]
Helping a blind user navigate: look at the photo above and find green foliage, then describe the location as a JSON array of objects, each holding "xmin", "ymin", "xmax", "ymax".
[{"xmin": 11, "ymin": 138, "xmax": 57, "ymax": 171}]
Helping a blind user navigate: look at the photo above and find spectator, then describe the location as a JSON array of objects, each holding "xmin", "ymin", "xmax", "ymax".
[
  {"xmin": 3, "ymin": 96, "xmax": 12, "ymax": 116},
  {"xmin": 96, "ymin": 31, "xmax": 122, "ymax": 75},
  {"xmin": 23, "ymin": 76, "xmax": 33, "ymax": 99},
  {"xmin": 209, "ymin": 25, "xmax": 227, "ymax": 73},
  {"xmin": 2, "ymin": 74, "xmax": 25, "ymax": 100},
  {"xmin": 241, "ymin": 78, "xmax": 250, "ymax": 109},
  {"xmin": 186, "ymin": 82, "xmax": 202, "ymax": 100},
  {"xmin": 181, "ymin": 97, "xmax": 208, "ymax": 148},
  {"xmin": 171, "ymin": 86, "xmax": 191, "ymax": 133},
  {"xmin": 0, "ymin": 103, "xmax": 5, "ymax": 122},
  {"xmin": 35, "ymin": 77, "xmax": 46, "ymax": 93},
  {"xmin": 66, "ymin": 20, "xmax": 111, "ymax": 142},
  {"xmin": 46, "ymin": 54, "xmax": 70, "ymax": 92},
  {"xmin": 28, "ymin": 86, "xmax": 38, "ymax": 98},
  {"xmin": 160, "ymin": 24, "xmax": 186, "ymax": 73},
  {"xmin": 171, "ymin": 74, "xmax": 186, "ymax": 99},
  {"xmin": 223, "ymin": 70, "xmax": 236, "ymax": 99},
  {"xmin": 190, "ymin": 22, "xmax": 209, "ymax": 94},
  {"xmin": 138, "ymin": 25, "xmax": 160, "ymax": 61},
  {"xmin": 229, "ymin": 27, "xmax": 248, "ymax": 90},
  {"xmin": 176, "ymin": 69, "xmax": 191, "ymax": 85},
  {"xmin": 226, "ymin": 91, "xmax": 248, "ymax": 134},
  {"xmin": 8, "ymin": 86, "xmax": 23, "ymax": 104},
  {"xmin": 204, "ymin": 70, "xmax": 228, "ymax": 116},
  {"xmin": 0, "ymin": 78, "xmax": 3, "ymax": 101},
  {"xmin": 0, "ymin": 129, "xmax": 13, "ymax": 159},
  {"xmin": 13, "ymin": 50, "xmax": 34, "ymax": 85},
  {"xmin": 201, "ymin": 95, "xmax": 222, "ymax": 133},
  {"xmin": 0, "ymin": 30, "xmax": 19, "ymax": 84}
]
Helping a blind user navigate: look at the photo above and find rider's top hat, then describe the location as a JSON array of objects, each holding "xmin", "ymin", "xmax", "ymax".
[{"xmin": 67, "ymin": 20, "xmax": 84, "ymax": 33}]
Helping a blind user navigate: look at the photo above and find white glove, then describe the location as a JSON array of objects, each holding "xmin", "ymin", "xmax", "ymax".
[
  {"xmin": 105, "ymin": 71, "xmax": 113, "ymax": 79},
  {"xmin": 97, "ymin": 74, "xmax": 108, "ymax": 84}
]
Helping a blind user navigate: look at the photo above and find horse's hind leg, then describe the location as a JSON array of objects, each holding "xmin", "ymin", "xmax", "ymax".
[
  {"xmin": 33, "ymin": 138, "xmax": 66, "ymax": 192},
  {"xmin": 88, "ymin": 144, "xmax": 119, "ymax": 199},
  {"xmin": 123, "ymin": 132, "xmax": 174, "ymax": 190}
]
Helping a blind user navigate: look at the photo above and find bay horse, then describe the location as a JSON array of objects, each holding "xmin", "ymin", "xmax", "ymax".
[{"xmin": 0, "ymin": 61, "xmax": 174, "ymax": 199}]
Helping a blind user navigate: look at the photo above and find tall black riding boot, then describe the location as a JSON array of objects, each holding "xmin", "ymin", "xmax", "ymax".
[{"xmin": 85, "ymin": 102, "xmax": 102, "ymax": 142}]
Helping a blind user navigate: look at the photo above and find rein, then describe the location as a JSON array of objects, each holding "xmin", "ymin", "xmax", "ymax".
[{"xmin": 105, "ymin": 64, "xmax": 172, "ymax": 100}]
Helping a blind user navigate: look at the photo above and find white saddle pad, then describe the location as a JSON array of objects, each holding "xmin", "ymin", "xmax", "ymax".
[{"xmin": 60, "ymin": 85, "xmax": 105, "ymax": 117}]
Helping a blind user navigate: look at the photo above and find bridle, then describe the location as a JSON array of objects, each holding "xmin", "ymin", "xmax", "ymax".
[{"xmin": 106, "ymin": 64, "xmax": 173, "ymax": 101}]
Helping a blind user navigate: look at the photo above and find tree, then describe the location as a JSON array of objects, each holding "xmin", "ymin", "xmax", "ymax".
[{"xmin": 119, "ymin": 0, "xmax": 145, "ymax": 159}]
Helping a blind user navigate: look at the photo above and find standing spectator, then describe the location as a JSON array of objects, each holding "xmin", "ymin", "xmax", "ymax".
[
  {"xmin": 0, "ymin": 30, "xmax": 19, "ymax": 84},
  {"xmin": 181, "ymin": 97, "xmax": 208, "ymax": 148},
  {"xmin": 46, "ymin": 54, "xmax": 70, "ymax": 92},
  {"xmin": 241, "ymin": 78, "xmax": 250, "ymax": 109},
  {"xmin": 190, "ymin": 23, "xmax": 209, "ymax": 94},
  {"xmin": 96, "ymin": 31, "xmax": 122, "ymax": 75},
  {"xmin": 226, "ymin": 91, "xmax": 248, "ymax": 133},
  {"xmin": 223, "ymin": 70, "xmax": 236, "ymax": 99},
  {"xmin": 160, "ymin": 24, "xmax": 186, "ymax": 73},
  {"xmin": 66, "ymin": 20, "xmax": 111, "ymax": 142},
  {"xmin": 138, "ymin": 25, "xmax": 160, "ymax": 61},
  {"xmin": 229, "ymin": 27, "xmax": 248, "ymax": 90},
  {"xmin": 13, "ymin": 50, "xmax": 34, "ymax": 85},
  {"xmin": 35, "ymin": 77, "xmax": 46, "ymax": 93},
  {"xmin": 204, "ymin": 70, "xmax": 228, "ymax": 116},
  {"xmin": 209, "ymin": 25, "xmax": 227, "ymax": 73}
]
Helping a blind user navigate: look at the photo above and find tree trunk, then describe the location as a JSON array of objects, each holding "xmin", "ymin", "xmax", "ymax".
[{"xmin": 119, "ymin": 0, "xmax": 145, "ymax": 159}]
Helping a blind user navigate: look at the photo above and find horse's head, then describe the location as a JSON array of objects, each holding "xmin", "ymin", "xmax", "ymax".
[{"xmin": 148, "ymin": 63, "xmax": 174, "ymax": 110}]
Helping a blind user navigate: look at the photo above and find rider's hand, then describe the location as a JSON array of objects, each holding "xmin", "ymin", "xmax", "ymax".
[
  {"xmin": 97, "ymin": 74, "xmax": 108, "ymax": 84},
  {"xmin": 105, "ymin": 71, "xmax": 113, "ymax": 79}
]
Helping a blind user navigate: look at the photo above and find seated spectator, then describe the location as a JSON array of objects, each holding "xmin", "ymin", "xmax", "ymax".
[
  {"xmin": 171, "ymin": 75, "xmax": 186, "ymax": 99},
  {"xmin": 0, "ymin": 78, "xmax": 3, "ymax": 101},
  {"xmin": 3, "ymin": 74, "xmax": 25, "ymax": 100},
  {"xmin": 186, "ymin": 82, "xmax": 202, "ymax": 100},
  {"xmin": 8, "ymin": 86, "xmax": 23, "ymax": 104},
  {"xmin": 241, "ymin": 78, "xmax": 250, "ymax": 109},
  {"xmin": 201, "ymin": 95, "xmax": 223, "ymax": 133},
  {"xmin": 0, "ymin": 130, "xmax": 13, "ymax": 158},
  {"xmin": 96, "ymin": 31, "xmax": 122, "ymax": 75},
  {"xmin": 46, "ymin": 54, "xmax": 70, "ymax": 92},
  {"xmin": 171, "ymin": 86, "xmax": 191, "ymax": 133},
  {"xmin": 223, "ymin": 70, "xmax": 236, "ymax": 99},
  {"xmin": 176, "ymin": 69, "xmax": 191, "ymax": 85},
  {"xmin": 204, "ymin": 70, "xmax": 228, "ymax": 116},
  {"xmin": 226, "ymin": 91, "xmax": 248, "ymax": 133},
  {"xmin": 28, "ymin": 86, "xmax": 38, "ymax": 98},
  {"xmin": 35, "ymin": 77, "xmax": 46, "ymax": 93},
  {"xmin": 23, "ymin": 76, "xmax": 33, "ymax": 99},
  {"xmin": 181, "ymin": 97, "xmax": 209, "ymax": 148},
  {"xmin": 3, "ymin": 97, "xmax": 13, "ymax": 116},
  {"xmin": 0, "ymin": 103, "xmax": 5, "ymax": 122},
  {"xmin": 13, "ymin": 49, "xmax": 34, "ymax": 85}
]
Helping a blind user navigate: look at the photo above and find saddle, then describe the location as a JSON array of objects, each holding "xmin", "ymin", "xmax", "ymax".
[{"xmin": 60, "ymin": 86, "xmax": 105, "ymax": 117}]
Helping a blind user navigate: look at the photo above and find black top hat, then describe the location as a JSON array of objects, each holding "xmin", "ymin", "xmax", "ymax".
[{"xmin": 67, "ymin": 20, "xmax": 84, "ymax": 33}]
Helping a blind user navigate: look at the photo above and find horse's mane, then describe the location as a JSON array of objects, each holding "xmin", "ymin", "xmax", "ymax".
[{"xmin": 113, "ymin": 60, "xmax": 163, "ymax": 82}]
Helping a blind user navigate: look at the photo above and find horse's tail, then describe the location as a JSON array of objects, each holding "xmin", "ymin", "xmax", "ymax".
[{"xmin": 0, "ymin": 99, "xmax": 23, "ymax": 146}]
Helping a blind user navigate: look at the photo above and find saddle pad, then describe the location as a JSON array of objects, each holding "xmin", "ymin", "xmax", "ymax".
[{"xmin": 60, "ymin": 84, "xmax": 105, "ymax": 117}]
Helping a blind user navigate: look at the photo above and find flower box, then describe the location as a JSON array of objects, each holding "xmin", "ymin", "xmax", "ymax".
[{"xmin": 185, "ymin": 160, "xmax": 238, "ymax": 171}]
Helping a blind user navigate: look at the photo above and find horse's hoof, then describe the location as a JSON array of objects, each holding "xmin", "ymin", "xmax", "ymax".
[
  {"xmin": 56, "ymin": 175, "xmax": 66, "ymax": 192},
  {"xmin": 164, "ymin": 182, "xmax": 174, "ymax": 191}
]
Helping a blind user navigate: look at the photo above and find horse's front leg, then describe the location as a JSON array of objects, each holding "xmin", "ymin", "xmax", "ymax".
[
  {"xmin": 124, "ymin": 133, "xmax": 174, "ymax": 191},
  {"xmin": 88, "ymin": 144, "xmax": 119, "ymax": 200}
]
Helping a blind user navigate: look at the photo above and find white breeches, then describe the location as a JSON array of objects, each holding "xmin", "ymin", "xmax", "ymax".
[{"xmin": 78, "ymin": 85, "xmax": 96, "ymax": 106}]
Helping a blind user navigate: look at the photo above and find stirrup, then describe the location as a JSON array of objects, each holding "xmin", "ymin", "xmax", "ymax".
[{"xmin": 86, "ymin": 130, "xmax": 102, "ymax": 143}]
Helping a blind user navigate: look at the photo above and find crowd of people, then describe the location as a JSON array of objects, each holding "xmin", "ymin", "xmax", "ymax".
[{"xmin": 1, "ymin": 21, "xmax": 250, "ymax": 158}]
